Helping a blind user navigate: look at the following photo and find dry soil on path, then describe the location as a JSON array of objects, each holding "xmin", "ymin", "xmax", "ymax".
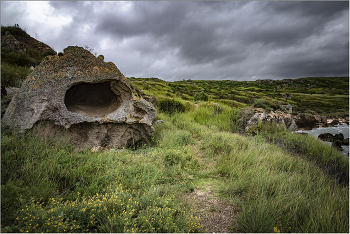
[{"xmin": 184, "ymin": 186, "xmax": 238, "ymax": 233}]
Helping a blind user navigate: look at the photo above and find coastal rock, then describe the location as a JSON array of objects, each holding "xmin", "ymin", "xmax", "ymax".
[
  {"xmin": 318, "ymin": 133, "xmax": 334, "ymax": 142},
  {"xmin": 318, "ymin": 133, "xmax": 347, "ymax": 146},
  {"xmin": 2, "ymin": 46, "xmax": 157, "ymax": 150},
  {"xmin": 328, "ymin": 119, "xmax": 340, "ymax": 126},
  {"xmin": 294, "ymin": 114, "xmax": 318, "ymax": 130},
  {"xmin": 334, "ymin": 133, "xmax": 344, "ymax": 141},
  {"xmin": 245, "ymin": 110, "xmax": 297, "ymax": 133}
]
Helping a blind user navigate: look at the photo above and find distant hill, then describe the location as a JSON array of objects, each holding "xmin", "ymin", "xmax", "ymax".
[
  {"xmin": 129, "ymin": 76, "xmax": 349, "ymax": 118},
  {"xmin": 1, "ymin": 25, "xmax": 56, "ymax": 55},
  {"xmin": 1, "ymin": 25, "xmax": 56, "ymax": 87}
]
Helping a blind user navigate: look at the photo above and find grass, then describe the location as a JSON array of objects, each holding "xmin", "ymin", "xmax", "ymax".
[
  {"xmin": 1, "ymin": 129, "xmax": 202, "ymax": 233},
  {"xmin": 1, "ymin": 62, "xmax": 31, "ymax": 87},
  {"xmin": 130, "ymin": 77, "xmax": 348, "ymax": 118},
  {"xmin": 2, "ymin": 103, "xmax": 348, "ymax": 232}
]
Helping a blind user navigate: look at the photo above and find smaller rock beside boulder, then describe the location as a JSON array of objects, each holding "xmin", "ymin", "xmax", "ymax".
[
  {"xmin": 318, "ymin": 133, "xmax": 349, "ymax": 146},
  {"xmin": 294, "ymin": 114, "xmax": 318, "ymax": 130},
  {"xmin": 328, "ymin": 120, "xmax": 340, "ymax": 126},
  {"xmin": 318, "ymin": 133, "xmax": 335, "ymax": 142},
  {"xmin": 153, "ymin": 120, "xmax": 164, "ymax": 126},
  {"xmin": 245, "ymin": 110, "xmax": 297, "ymax": 133}
]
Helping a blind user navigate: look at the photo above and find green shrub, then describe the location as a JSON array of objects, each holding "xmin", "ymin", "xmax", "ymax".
[
  {"xmin": 158, "ymin": 99, "xmax": 186, "ymax": 114},
  {"xmin": 1, "ymin": 62, "xmax": 31, "ymax": 87},
  {"xmin": 253, "ymin": 99, "xmax": 280, "ymax": 111},
  {"xmin": 194, "ymin": 91, "xmax": 209, "ymax": 101},
  {"xmin": 1, "ymin": 49, "xmax": 34, "ymax": 67},
  {"xmin": 43, "ymin": 50, "xmax": 56, "ymax": 56}
]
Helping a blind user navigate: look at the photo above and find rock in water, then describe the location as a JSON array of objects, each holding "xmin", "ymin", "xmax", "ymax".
[{"xmin": 2, "ymin": 46, "xmax": 157, "ymax": 150}]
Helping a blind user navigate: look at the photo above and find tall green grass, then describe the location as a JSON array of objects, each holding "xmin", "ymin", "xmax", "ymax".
[
  {"xmin": 1, "ymin": 129, "xmax": 202, "ymax": 232},
  {"xmin": 1, "ymin": 62, "xmax": 31, "ymax": 87},
  {"xmin": 1, "ymin": 95, "xmax": 349, "ymax": 233}
]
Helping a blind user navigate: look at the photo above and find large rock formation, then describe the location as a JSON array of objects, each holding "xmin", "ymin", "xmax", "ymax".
[
  {"xmin": 2, "ymin": 46, "xmax": 157, "ymax": 150},
  {"xmin": 245, "ymin": 110, "xmax": 297, "ymax": 133}
]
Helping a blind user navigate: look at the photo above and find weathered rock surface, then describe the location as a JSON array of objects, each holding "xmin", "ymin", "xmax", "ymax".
[
  {"xmin": 2, "ymin": 46, "xmax": 157, "ymax": 150},
  {"xmin": 318, "ymin": 133, "xmax": 335, "ymax": 142},
  {"xmin": 293, "ymin": 114, "xmax": 318, "ymax": 130},
  {"xmin": 245, "ymin": 110, "xmax": 297, "ymax": 133},
  {"xmin": 318, "ymin": 133, "xmax": 348, "ymax": 146}
]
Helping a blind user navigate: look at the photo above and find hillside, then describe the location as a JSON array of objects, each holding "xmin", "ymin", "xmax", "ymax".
[
  {"xmin": 129, "ymin": 77, "xmax": 349, "ymax": 119},
  {"xmin": 1, "ymin": 25, "xmax": 56, "ymax": 87},
  {"xmin": 1, "ymin": 28, "xmax": 349, "ymax": 233}
]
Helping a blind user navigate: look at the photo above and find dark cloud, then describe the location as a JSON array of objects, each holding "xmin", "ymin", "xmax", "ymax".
[
  {"xmin": 268, "ymin": 1, "xmax": 348, "ymax": 18},
  {"xmin": 1, "ymin": 1, "xmax": 348, "ymax": 81}
]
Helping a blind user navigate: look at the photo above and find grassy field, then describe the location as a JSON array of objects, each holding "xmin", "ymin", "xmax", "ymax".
[
  {"xmin": 129, "ymin": 76, "xmax": 349, "ymax": 118},
  {"xmin": 2, "ymin": 101, "xmax": 349, "ymax": 233}
]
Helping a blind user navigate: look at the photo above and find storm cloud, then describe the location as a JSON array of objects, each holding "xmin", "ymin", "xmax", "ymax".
[{"xmin": 1, "ymin": 1, "xmax": 348, "ymax": 81}]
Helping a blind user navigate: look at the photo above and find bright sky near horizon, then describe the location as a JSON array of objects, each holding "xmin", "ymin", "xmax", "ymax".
[{"xmin": 1, "ymin": 1, "xmax": 349, "ymax": 81}]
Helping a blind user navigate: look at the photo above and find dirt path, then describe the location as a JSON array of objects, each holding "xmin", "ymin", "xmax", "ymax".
[{"xmin": 184, "ymin": 186, "xmax": 238, "ymax": 233}]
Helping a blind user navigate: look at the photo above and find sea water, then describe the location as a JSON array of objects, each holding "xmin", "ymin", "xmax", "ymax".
[{"xmin": 295, "ymin": 124, "xmax": 349, "ymax": 156}]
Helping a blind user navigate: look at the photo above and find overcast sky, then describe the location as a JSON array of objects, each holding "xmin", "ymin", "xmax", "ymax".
[{"xmin": 1, "ymin": 1, "xmax": 349, "ymax": 81}]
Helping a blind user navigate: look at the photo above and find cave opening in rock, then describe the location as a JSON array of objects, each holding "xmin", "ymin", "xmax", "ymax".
[{"xmin": 65, "ymin": 82, "xmax": 122, "ymax": 118}]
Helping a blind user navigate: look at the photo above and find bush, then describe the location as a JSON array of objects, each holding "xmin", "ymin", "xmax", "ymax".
[
  {"xmin": 1, "ymin": 62, "xmax": 31, "ymax": 87},
  {"xmin": 1, "ymin": 49, "xmax": 34, "ymax": 67},
  {"xmin": 43, "ymin": 50, "xmax": 56, "ymax": 56},
  {"xmin": 194, "ymin": 91, "xmax": 209, "ymax": 102},
  {"xmin": 253, "ymin": 99, "xmax": 280, "ymax": 111},
  {"xmin": 158, "ymin": 99, "xmax": 186, "ymax": 114}
]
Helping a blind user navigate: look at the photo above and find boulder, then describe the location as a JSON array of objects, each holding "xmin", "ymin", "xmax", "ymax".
[
  {"xmin": 2, "ymin": 46, "xmax": 157, "ymax": 150},
  {"xmin": 334, "ymin": 133, "xmax": 344, "ymax": 141},
  {"xmin": 318, "ymin": 133, "xmax": 334, "ymax": 142},
  {"xmin": 318, "ymin": 133, "xmax": 347, "ymax": 145},
  {"xmin": 245, "ymin": 110, "xmax": 297, "ymax": 132},
  {"xmin": 294, "ymin": 114, "xmax": 318, "ymax": 130},
  {"xmin": 328, "ymin": 119, "xmax": 340, "ymax": 126}
]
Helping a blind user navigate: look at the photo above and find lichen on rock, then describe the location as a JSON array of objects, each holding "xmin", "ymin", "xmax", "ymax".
[
  {"xmin": 245, "ymin": 110, "xmax": 297, "ymax": 133},
  {"xmin": 2, "ymin": 46, "xmax": 157, "ymax": 150}
]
